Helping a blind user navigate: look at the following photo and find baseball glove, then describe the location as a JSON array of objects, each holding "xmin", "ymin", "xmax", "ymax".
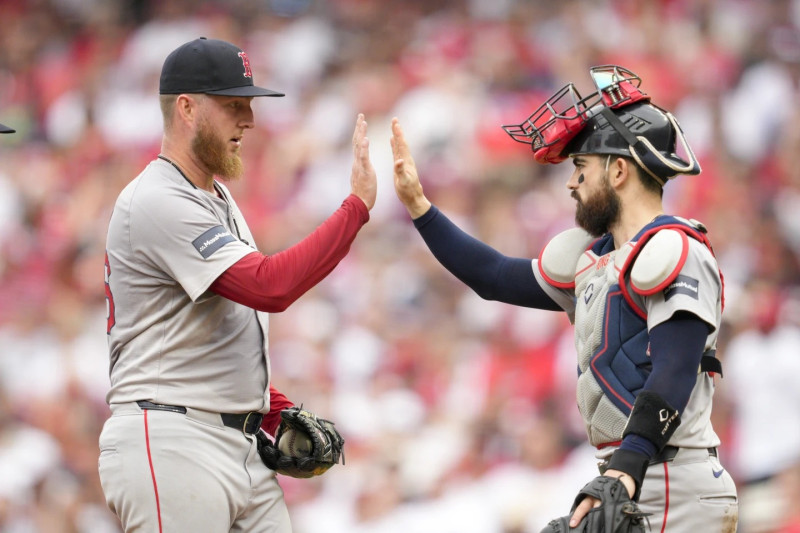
[
  {"xmin": 540, "ymin": 476, "xmax": 650, "ymax": 533},
  {"xmin": 257, "ymin": 407, "xmax": 344, "ymax": 479}
]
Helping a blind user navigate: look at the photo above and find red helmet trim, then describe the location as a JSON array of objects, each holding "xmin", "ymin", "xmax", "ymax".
[{"xmin": 503, "ymin": 66, "xmax": 650, "ymax": 164}]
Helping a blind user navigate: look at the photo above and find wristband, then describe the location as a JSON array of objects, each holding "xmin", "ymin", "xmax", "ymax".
[
  {"xmin": 606, "ymin": 448, "xmax": 649, "ymax": 501},
  {"xmin": 623, "ymin": 390, "xmax": 681, "ymax": 451}
]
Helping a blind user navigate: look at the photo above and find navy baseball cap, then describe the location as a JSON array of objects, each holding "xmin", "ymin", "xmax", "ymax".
[
  {"xmin": 159, "ymin": 37, "xmax": 284, "ymax": 97},
  {"xmin": 0, "ymin": 121, "xmax": 14, "ymax": 134}
]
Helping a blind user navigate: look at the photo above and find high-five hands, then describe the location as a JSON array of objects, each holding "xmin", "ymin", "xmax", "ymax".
[{"xmin": 390, "ymin": 117, "xmax": 432, "ymax": 219}]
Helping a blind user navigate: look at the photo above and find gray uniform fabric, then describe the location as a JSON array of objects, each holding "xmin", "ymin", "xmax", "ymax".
[
  {"xmin": 636, "ymin": 448, "xmax": 738, "ymax": 532},
  {"xmin": 99, "ymin": 403, "xmax": 290, "ymax": 532},
  {"xmin": 533, "ymin": 225, "xmax": 738, "ymax": 532},
  {"xmin": 105, "ymin": 158, "xmax": 270, "ymax": 414},
  {"xmin": 99, "ymin": 159, "xmax": 288, "ymax": 532},
  {"xmin": 534, "ymin": 232, "xmax": 721, "ymax": 448}
]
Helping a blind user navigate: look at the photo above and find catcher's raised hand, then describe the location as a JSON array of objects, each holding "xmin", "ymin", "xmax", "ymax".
[{"xmin": 391, "ymin": 117, "xmax": 432, "ymax": 219}]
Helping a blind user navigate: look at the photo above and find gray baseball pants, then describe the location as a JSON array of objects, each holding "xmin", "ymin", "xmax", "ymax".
[{"xmin": 98, "ymin": 402, "xmax": 291, "ymax": 532}]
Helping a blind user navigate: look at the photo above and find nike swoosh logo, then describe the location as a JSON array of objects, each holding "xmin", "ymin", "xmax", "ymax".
[{"xmin": 712, "ymin": 468, "xmax": 724, "ymax": 478}]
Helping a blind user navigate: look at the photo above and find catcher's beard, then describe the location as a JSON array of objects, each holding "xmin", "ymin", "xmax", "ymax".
[
  {"xmin": 191, "ymin": 117, "xmax": 244, "ymax": 181},
  {"xmin": 573, "ymin": 172, "xmax": 621, "ymax": 237}
]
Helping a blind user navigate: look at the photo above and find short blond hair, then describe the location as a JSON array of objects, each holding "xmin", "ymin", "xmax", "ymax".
[{"xmin": 159, "ymin": 94, "xmax": 178, "ymax": 133}]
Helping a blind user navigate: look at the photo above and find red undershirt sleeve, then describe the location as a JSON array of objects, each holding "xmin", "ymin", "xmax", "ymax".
[
  {"xmin": 261, "ymin": 385, "xmax": 295, "ymax": 437},
  {"xmin": 209, "ymin": 194, "xmax": 369, "ymax": 312}
]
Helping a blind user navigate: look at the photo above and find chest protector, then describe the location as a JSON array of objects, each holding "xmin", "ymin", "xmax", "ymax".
[{"xmin": 540, "ymin": 216, "xmax": 723, "ymax": 446}]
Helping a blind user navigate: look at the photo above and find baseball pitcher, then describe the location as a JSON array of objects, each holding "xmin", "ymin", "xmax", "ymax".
[{"xmin": 98, "ymin": 38, "xmax": 374, "ymax": 532}]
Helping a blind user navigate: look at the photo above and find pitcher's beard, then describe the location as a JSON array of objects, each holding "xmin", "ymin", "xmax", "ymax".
[
  {"xmin": 573, "ymin": 176, "xmax": 620, "ymax": 237},
  {"xmin": 192, "ymin": 119, "xmax": 244, "ymax": 181}
]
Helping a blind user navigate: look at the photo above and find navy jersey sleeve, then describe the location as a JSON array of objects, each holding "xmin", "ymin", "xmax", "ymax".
[{"xmin": 413, "ymin": 206, "xmax": 559, "ymax": 310}]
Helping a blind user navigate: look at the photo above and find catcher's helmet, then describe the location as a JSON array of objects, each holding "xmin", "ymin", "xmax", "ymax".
[
  {"xmin": 565, "ymin": 101, "xmax": 700, "ymax": 184},
  {"xmin": 503, "ymin": 65, "xmax": 699, "ymax": 185}
]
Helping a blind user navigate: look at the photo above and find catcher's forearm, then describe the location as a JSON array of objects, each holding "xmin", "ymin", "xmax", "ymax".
[
  {"xmin": 413, "ymin": 205, "xmax": 560, "ymax": 309},
  {"xmin": 608, "ymin": 389, "xmax": 683, "ymax": 500},
  {"xmin": 604, "ymin": 317, "xmax": 708, "ymax": 500}
]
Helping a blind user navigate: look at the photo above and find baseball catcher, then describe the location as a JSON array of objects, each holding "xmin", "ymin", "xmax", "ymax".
[
  {"xmin": 257, "ymin": 407, "xmax": 345, "ymax": 478},
  {"xmin": 392, "ymin": 64, "xmax": 738, "ymax": 532}
]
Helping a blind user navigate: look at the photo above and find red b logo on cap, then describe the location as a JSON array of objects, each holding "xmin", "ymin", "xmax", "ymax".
[{"xmin": 238, "ymin": 51, "xmax": 253, "ymax": 78}]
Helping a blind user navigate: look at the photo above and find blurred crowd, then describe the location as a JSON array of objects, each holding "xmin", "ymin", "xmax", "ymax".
[{"xmin": 1, "ymin": 0, "xmax": 800, "ymax": 531}]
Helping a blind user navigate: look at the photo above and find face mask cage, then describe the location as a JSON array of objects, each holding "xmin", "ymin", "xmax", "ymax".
[
  {"xmin": 501, "ymin": 84, "xmax": 598, "ymax": 164},
  {"xmin": 502, "ymin": 65, "xmax": 650, "ymax": 164}
]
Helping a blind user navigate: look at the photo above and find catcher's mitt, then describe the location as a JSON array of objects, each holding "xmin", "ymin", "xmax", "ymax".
[
  {"xmin": 540, "ymin": 476, "xmax": 650, "ymax": 533},
  {"xmin": 257, "ymin": 407, "xmax": 344, "ymax": 479}
]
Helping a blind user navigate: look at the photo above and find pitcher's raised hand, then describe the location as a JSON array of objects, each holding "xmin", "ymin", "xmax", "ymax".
[{"xmin": 351, "ymin": 113, "xmax": 377, "ymax": 210}]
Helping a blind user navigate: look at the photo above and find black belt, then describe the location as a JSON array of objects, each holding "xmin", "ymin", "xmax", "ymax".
[
  {"xmin": 136, "ymin": 401, "xmax": 263, "ymax": 435},
  {"xmin": 650, "ymin": 445, "xmax": 717, "ymax": 465}
]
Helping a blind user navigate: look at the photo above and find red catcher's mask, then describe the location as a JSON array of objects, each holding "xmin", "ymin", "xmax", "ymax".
[{"xmin": 502, "ymin": 65, "xmax": 650, "ymax": 164}]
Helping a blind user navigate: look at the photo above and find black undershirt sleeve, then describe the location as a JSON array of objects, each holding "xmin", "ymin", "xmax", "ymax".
[{"xmin": 413, "ymin": 205, "xmax": 560, "ymax": 310}]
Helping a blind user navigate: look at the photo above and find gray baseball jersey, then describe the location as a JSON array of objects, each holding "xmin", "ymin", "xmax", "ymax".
[
  {"xmin": 534, "ymin": 220, "xmax": 722, "ymax": 449},
  {"xmin": 104, "ymin": 158, "xmax": 270, "ymax": 414},
  {"xmin": 534, "ymin": 218, "xmax": 737, "ymax": 531}
]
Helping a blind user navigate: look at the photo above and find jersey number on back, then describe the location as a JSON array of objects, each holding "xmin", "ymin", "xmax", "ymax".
[{"xmin": 105, "ymin": 252, "xmax": 116, "ymax": 333}]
